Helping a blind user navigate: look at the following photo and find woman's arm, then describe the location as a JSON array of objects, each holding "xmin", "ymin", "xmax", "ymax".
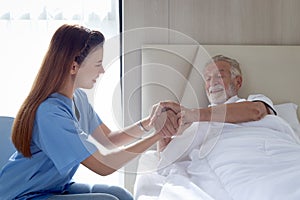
[
  {"xmin": 82, "ymin": 102, "xmax": 181, "ymax": 175},
  {"xmin": 82, "ymin": 131, "xmax": 164, "ymax": 176},
  {"xmin": 91, "ymin": 121, "xmax": 150, "ymax": 149},
  {"xmin": 92, "ymin": 104, "xmax": 179, "ymax": 149}
]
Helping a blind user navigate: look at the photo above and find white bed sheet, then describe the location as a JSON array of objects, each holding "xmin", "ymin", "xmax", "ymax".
[{"xmin": 135, "ymin": 115, "xmax": 300, "ymax": 200}]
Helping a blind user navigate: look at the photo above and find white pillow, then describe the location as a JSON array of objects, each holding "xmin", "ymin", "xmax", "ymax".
[
  {"xmin": 274, "ymin": 103, "xmax": 300, "ymax": 126},
  {"xmin": 291, "ymin": 123, "xmax": 300, "ymax": 140}
]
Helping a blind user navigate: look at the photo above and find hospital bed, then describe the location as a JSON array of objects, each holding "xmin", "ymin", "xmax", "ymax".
[{"xmin": 134, "ymin": 45, "xmax": 300, "ymax": 200}]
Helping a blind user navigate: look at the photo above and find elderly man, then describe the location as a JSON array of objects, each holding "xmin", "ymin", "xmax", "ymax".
[
  {"xmin": 158, "ymin": 54, "xmax": 276, "ymax": 151},
  {"xmin": 181, "ymin": 55, "xmax": 275, "ymax": 122}
]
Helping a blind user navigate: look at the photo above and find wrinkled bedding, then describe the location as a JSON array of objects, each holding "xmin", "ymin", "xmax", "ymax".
[{"xmin": 135, "ymin": 115, "xmax": 300, "ymax": 200}]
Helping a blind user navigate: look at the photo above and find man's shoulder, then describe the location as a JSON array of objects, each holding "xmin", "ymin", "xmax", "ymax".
[
  {"xmin": 247, "ymin": 94, "xmax": 273, "ymax": 105},
  {"xmin": 247, "ymin": 94, "xmax": 276, "ymax": 115}
]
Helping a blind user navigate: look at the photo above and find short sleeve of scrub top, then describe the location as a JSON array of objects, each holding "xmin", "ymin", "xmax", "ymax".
[
  {"xmin": 35, "ymin": 89, "xmax": 102, "ymax": 175},
  {"xmin": 73, "ymin": 89, "xmax": 102, "ymax": 134}
]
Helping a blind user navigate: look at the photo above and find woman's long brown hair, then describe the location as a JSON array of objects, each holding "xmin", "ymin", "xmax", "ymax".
[{"xmin": 12, "ymin": 24, "xmax": 104, "ymax": 157}]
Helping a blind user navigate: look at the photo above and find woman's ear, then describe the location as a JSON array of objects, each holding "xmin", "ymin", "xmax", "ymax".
[{"xmin": 70, "ymin": 61, "xmax": 79, "ymax": 75}]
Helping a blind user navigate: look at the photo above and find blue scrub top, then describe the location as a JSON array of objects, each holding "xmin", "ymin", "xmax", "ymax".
[{"xmin": 0, "ymin": 89, "xmax": 102, "ymax": 200}]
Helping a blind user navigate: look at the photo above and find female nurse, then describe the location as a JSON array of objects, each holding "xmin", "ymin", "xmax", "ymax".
[{"xmin": 0, "ymin": 24, "xmax": 179, "ymax": 200}]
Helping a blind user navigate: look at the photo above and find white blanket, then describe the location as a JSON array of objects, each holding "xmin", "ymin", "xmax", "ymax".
[{"xmin": 135, "ymin": 115, "xmax": 300, "ymax": 200}]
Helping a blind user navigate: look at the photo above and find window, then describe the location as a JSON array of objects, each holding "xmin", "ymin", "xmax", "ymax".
[{"xmin": 0, "ymin": 0, "xmax": 122, "ymax": 186}]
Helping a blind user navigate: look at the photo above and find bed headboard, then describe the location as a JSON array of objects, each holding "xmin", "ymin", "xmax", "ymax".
[{"xmin": 141, "ymin": 45, "xmax": 300, "ymax": 121}]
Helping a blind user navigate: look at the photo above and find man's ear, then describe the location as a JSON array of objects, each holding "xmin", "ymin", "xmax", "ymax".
[
  {"xmin": 235, "ymin": 75, "xmax": 243, "ymax": 90},
  {"xmin": 70, "ymin": 61, "xmax": 79, "ymax": 75}
]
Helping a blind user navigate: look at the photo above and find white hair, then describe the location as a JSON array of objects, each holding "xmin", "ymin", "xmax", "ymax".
[{"xmin": 205, "ymin": 54, "xmax": 242, "ymax": 78}]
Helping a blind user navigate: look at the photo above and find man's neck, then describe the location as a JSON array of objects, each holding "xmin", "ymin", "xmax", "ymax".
[{"xmin": 209, "ymin": 95, "xmax": 240, "ymax": 107}]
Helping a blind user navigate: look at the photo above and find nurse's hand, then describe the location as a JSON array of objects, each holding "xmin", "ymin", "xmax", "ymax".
[{"xmin": 148, "ymin": 101, "xmax": 181, "ymax": 137}]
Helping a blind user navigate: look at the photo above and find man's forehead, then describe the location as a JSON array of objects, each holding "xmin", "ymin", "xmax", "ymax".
[{"xmin": 204, "ymin": 61, "xmax": 231, "ymax": 74}]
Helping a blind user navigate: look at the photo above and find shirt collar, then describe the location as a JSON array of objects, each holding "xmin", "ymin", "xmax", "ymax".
[{"xmin": 49, "ymin": 92, "xmax": 73, "ymax": 108}]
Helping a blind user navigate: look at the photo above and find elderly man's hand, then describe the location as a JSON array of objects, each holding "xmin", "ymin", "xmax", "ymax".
[
  {"xmin": 177, "ymin": 106, "xmax": 199, "ymax": 126},
  {"xmin": 151, "ymin": 107, "xmax": 180, "ymax": 138},
  {"xmin": 147, "ymin": 101, "xmax": 185, "ymax": 138}
]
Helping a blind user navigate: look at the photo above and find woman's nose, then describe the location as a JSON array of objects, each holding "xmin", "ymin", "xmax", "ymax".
[{"xmin": 99, "ymin": 66, "xmax": 105, "ymax": 74}]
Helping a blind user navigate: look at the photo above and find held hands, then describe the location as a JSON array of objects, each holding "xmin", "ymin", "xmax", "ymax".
[
  {"xmin": 147, "ymin": 101, "xmax": 194, "ymax": 151},
  {"xmin": 149, "ymin": 101, "xmax": 195, "ymax": 136},
  {"xmin": 149, "ymin": 101, "xmax": 181, "ymax": 137}
]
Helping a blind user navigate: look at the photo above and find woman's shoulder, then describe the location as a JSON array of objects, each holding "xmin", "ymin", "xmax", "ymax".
[{"xmin": 37, "ymin": 92, "xmax": 73, "ymax": 116}]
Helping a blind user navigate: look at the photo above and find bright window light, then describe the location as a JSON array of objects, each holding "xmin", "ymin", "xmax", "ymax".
[{"xmin": 0, "ymin": 0, "xmax": 122, "ymax": 187}]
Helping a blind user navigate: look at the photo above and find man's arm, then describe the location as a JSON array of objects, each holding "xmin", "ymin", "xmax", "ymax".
[
  {"xmin": 181, "ymin": 101, "xmax": 271, "ymax": 124},
  {"xmin": 157, "ymin": 100, "xmax": 270, "ymax": 152}
]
